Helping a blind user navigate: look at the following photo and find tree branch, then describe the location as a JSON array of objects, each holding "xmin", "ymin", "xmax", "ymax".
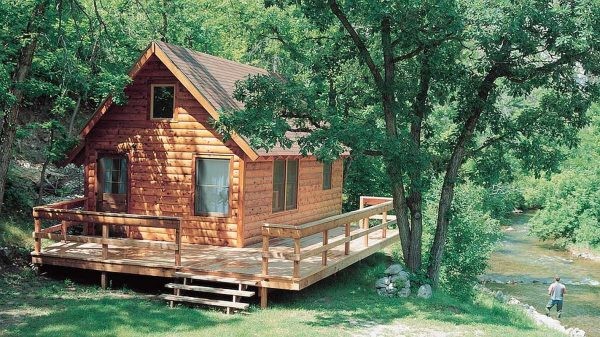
[{"xmin": 327, "ymin": 0, "xmax": 384, "ymax": 90}]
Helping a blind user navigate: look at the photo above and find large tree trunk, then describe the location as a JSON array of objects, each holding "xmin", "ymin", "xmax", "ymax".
[
  {"xmin": 427, "ymin": 40, "xmax": 510, "ymax": 285},
  {"xmin": 0, "ymin": 0, "xmax": 48, "ymax": 214}
]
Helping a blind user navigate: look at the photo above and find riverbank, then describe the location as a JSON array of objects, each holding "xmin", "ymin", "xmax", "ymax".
[
  {"xmin": 486, "ymin": 212, "xmax": 600, "ymax": 337},
  {"xmin": 569, "ymin": 245, "xmax": 600, "ymax": 262}
]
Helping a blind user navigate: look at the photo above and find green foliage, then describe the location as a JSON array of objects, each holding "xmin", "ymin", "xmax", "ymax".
[
  {"xmin": 527, "ymin": 104, "xmax": 600, "ymax": 248},
  {"xmin": 422, "ymin": 180, "xmax": 502, "ymax": 295},
  {"xmin": 3, "ymin": 165, "xmax": 37, "ymax": 217},
  {"xmin": 342, "ymin": 156, "xmax": 390, "ymax": 212}
]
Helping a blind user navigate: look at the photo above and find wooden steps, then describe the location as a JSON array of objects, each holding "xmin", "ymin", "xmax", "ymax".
[
  {"xmin": 163, "ymin": 272, "xmax": 255, "ymax": 313},
  {"xmin": 160, "ymin": 294, "xmax": 250, "ymax": 310},
  {"xmin": 164, "ymin": 283, "xmax": 254, "ymax": 297}
]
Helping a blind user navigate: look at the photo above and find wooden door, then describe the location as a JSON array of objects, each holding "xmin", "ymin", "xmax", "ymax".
[
  {"xmin": 97, "ymin": 156, "xmax": 128, "ymax": 212},
  {"xmin": 97, "ymin": 155, "xmax": 128, "ymax": 236}
]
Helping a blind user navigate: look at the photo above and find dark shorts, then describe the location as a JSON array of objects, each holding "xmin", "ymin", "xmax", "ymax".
[{"xmin": 546, "ymin": 299, "xmax": 563, "ymax": 311}]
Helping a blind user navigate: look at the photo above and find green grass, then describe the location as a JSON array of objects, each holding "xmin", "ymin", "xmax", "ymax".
[
  {"xmin": 0, "ymin": 250, "xmax": 564, "ymax": 337},
  {"xmin": 0, "ymin": 216, "xmax": 33, "ymax": 250}
]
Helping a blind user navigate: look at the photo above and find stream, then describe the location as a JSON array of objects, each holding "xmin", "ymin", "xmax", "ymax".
[{"xmin": 483, "ymin": 212, "xmax": 600, "ymax": 337}]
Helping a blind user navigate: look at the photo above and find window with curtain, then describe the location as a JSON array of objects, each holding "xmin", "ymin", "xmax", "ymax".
[
  {"xmin": 195, "ymin": 158, "xmax": 230, "ymax": 216},
  {"xmin": 151, "ymin": 84, "xmax": 175, "ymax": 119},
  {"xmin": 99, "ymin": 157, "xmax": 127, "ymax": 194},
  {"xmin": 322, "ymin": 162, "xmax": 332, "ymax": 190},
  {"xmin": 272, "ymin": 159, "xmax": 299, "ymax": 212}
]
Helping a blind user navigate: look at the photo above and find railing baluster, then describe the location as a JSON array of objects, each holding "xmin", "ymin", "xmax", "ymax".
[
  {"xmin": 262, "ymin": 233, "xmax": 270, "ymax": 276},
  {"xmin": 382, "ymin": 211, "xmax": 387, "ymax": 238},
  {"xmin": 293, "ymin": 238, "xmax": 301, "ymax": 278},
  {"xmin": 344, "ymin": 223, "xmax": 350, "ymax": 255},
  {"xmin": 61, "ymin": 220, "xmax": 67, "ymax": 242},
  {"xmin": 102, "ymin": 223, "xmax": 108, "ymax": 259},
  {"xmin": 175, "ymin": 221, "xmax": 181, "ymax": 267},
  {"xmin": 34, "ymin": 217, "xmax": 41, "ymax": 253},
  {"xmin": 322, "ymin": 230, "xmax": 328, "ymax": 266},
  {"xmin": 363, "ymin": 216, "xmax": 369, "ymax": 247}
]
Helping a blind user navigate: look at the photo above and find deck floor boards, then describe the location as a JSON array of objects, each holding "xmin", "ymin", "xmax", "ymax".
[{"xmin": 34, "ymin": 225, "xmax": 398, "ymax": 290}]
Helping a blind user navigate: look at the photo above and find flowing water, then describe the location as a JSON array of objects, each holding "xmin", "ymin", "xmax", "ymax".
[{"xmin": 483, "ymin": 212, "xmax": 600, "ymax": 337}]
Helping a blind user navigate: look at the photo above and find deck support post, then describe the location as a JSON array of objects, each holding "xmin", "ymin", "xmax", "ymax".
[
  {"xmin": 293, "ymin": 238, "xmax": 301, "ymax": 278},
  {"xmin": 100, "ymin": 272, "xmax": 107, "ymax": 289},
  {"xmin": 344, "ymin": 223, "xmax": 350, "ymax": 255},
  {"xmin": 259, "ymin": 286, "xmax": 268, "ymax": 309},
  {"xmin": 382, "ymin": 211, "xmax": 387, "ymax": 238},
  {"xmin": 321, "ymin": 230, "xmax": 328, "ymax": 266},
  {"xmin": 34, "ymin": 218, "xmax": 41, "ymax": 254}
]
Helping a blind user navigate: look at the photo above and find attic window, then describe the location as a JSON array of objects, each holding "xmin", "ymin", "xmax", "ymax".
[{"xmin": 150, "ymin": 84, "xmax": 175, "ymax": 119}]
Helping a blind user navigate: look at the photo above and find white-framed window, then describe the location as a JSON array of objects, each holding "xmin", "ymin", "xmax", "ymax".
[{"xmin": 194, "ymin": 157, "xmax": 230, "ymax": 217}]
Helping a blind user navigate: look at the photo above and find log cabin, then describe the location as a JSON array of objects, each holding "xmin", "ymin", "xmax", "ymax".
[
  {"xmin": 65, "ymin": 41, "xmax": 344, "ymax": 248},
  {"xmin": 32, "ymin": 41, "xmax": 399, "ymax": 310}
]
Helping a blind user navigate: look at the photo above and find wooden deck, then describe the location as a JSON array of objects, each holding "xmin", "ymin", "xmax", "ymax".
[{"xmin": 31, "ymin": 196, "xmax": 398, "ymax": 306}]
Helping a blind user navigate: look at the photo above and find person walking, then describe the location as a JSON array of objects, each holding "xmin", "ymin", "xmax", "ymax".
[{"xmin": 546, "ymin": 276, "xmax": 567, "ymax": 318}]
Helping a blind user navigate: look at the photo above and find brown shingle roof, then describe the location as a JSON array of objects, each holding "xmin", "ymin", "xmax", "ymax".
[{"xmin": 156, "ymin": 41, "xmax": 269, "ymax": 111}]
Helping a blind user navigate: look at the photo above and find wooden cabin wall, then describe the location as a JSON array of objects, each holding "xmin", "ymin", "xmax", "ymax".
[
  {"xmin": 84, "ymin": 54, "xmax": 243, "ymax": 247},
  {"xmin": 242, "ymin": 158, "xmax": 344, "ymax": 246}
]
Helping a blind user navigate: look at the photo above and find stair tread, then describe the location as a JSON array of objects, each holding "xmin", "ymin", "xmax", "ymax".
[
  {"xmin": 161, "ymin": 294, "xmax": 250, "ymax": 310},
  {"xmin": 165, "ymin": 283, "xmax": 254, "ymax": 297},
  {"xmin": 173, "ymin": 272, "xmax": 257, "ymax": 285}
]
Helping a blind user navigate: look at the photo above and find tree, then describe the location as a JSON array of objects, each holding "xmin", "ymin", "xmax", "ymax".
[
  {"xmin": 0, "ymin": 0, "xmax": 49, "ymax": 213},
  {"xmin": 219, "ymin": 0, "xmax": 600, "ymax": 286}
]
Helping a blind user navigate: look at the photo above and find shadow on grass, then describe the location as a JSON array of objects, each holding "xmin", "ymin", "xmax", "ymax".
[
  {"xmin": 4, "ymin": 297, "xmax": 237, "ymax": 337},
  {"xmin": 267, "ymin": 252, "xmax": 538, "ymax": 332}
]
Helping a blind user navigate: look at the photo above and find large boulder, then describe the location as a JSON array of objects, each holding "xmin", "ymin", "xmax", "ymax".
[
  {"xmin": 390, "ymin": 271, "xmax": 410, "ymax": 283},
  {"xmin": 417, "ymin": 284, "xmax": 432, "ymax": 299},
  {"xmin": 398, "ymin": 287, "xmax": 411, "ymax": 298}
]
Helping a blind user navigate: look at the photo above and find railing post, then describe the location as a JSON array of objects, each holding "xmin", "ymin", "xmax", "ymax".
[
  {"xmin": 359, "ymin": 196, "xmax": 365, "ymax": 229},
  {"xmin": 363, "ymin": 216, "xmax": 369, "ymax": 247},
  {"xmin": 344, "ymin": 223, "xmax": 350, "ymax": 255},
  {"xmin": 262, "ymin": 233, "xmax": 269, "ymax": 276},
  {"xmin": 322, "ymin": 230, "xmax": 328, "ymax": 266},
  {"xmin": 293, "ymin": 238, "xmax": 301, "ymax": 278},
  {"xmin": 61, "ymin": 220, "xmax": 68, "ymax": 242},
  {"xmin": 382, "ymin": 211, "xmax": 387, "ymax": 239},
  {"xmin": 175, "ymin": 221, "xmax": 181, "ymax": 267},
  {"xmin": 34, "ymin": 217, "xmax": 41, "ymax": 254},
  {"xmin": 102, "ymin": 223, "xmax": 108, "ymax": 260}
]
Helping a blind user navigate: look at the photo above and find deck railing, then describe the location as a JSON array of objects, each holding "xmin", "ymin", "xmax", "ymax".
[
  {"xmin": 261, "ymin": 196, "xmax": 396, "ymax": 281},
  {"xmin": 32, "ymin": 198, "xmax": 183, "ymax": 267}
]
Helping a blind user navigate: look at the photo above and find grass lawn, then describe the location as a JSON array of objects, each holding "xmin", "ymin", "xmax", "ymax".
[{"xmin": 0, "ymin": 217, "xmax": 563, "ymax": 337}]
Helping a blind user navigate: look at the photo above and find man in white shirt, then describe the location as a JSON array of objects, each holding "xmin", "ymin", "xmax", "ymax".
[{"xmin": 546, "ymin": 276, "xmax": 567, "ymax": 318}]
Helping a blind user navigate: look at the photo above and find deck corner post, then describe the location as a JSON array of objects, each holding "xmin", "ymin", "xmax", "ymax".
[
  {"xmin": 259, "ymin": 286, "xmax": 268, "ymax": 309},
  {"xmin": 61, "ymin": 220, "xmax": 68, "ymax": 242},
  {"xmin": 34, "ymin": 218, "xmax": 41, "ymax": 254},
  {"xmin": 262, "ymin": 232, "xmax": 269, "ymax": 276}
]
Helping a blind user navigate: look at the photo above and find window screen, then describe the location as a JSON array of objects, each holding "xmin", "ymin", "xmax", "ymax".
[
  {"xmin": 151, "ymin": 85, "xmax": 174, "ymax": 119},
  {"xmin": 99, "ymin": 157, "xmax": 127, "ymax": 194},
  {"xmin": 195, "ymin": 158, "xmax": 230, "ymax": 216},
  {"xmin": 323, "ymin": 162, "xmax": 332, "ymax": 190},
  {"xmin": 272, "ymin": 159, "xmax": 299, "ymax": 212}
]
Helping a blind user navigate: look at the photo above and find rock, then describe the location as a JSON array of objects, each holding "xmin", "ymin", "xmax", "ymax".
[
  {"xmin": 494, "ymin": 290, "xmax": 508, "ymax": 302},
  {"xmin": 398, "ymin": 287, "xmax": 411, "ymax": 297},
  {"xmin": 567, "ymin": 328, "xmax": 585, "ymax": 337},
  {"xmin": 390, "ymin": 271, "xmax": 410, "ymax": 283},
  {"xmin": 507, "ymin": 297, "xmax": 520, "ymax": 305},
  {"xmin": 417, "ymin": 284, "xmax": 432, "ymax": 299},
  {"xmin": 375, "ymin": 277, "xmax": 390, "ymax": 289},
  {"xmin": 385, "ymin": 264, "xmax": 404, "ymax": 276}
]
